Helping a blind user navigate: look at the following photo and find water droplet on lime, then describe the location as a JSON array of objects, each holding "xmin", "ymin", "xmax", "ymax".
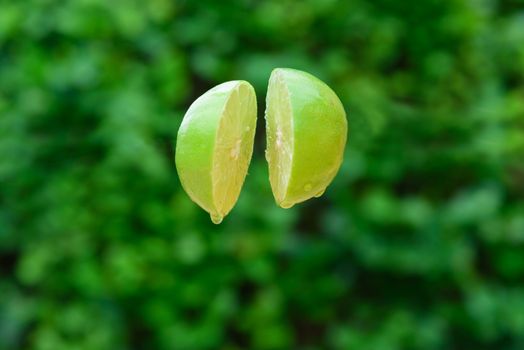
[
  {"xmin": 280, "ymin": 201, "xmax": 294, "ymax": 209},
  {"xmin": 314, "ymin": 189, "xmax": 325, "ymax": 198},
  {"xmin": 210, "ymin": 213, "xmax": 223, "ymax": 224}
]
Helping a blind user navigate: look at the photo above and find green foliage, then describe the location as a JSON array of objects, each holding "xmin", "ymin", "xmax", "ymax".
[{"xmin": 1, "ymin": 0, "xmax": 524, "ymax": 349}]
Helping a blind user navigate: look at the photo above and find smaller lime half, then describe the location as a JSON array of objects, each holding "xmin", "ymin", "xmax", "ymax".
[{"xmin": 175, "ymin": 81, "xmax": 257, "ymax": 224}]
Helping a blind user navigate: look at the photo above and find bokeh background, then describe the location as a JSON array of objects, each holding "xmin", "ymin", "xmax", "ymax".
[{"xmin": 1, "ymin": 0, "xmax": 524, "ymax": 349}]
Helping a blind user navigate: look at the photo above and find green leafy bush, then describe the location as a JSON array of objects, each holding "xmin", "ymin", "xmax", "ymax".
[{"xmin": 1, "ymin": 0, "xmax": 523, "ymax": 349}]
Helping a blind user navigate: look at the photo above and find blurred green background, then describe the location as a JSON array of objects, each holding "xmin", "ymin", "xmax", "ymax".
[{"xmin": 1, "ymin": 0, "xmax": 524, "ymax": 349}]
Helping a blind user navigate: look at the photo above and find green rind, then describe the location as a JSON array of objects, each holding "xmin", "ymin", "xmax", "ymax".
[{"xmin": 272, "ymin": 68, "xmax": 347, "ymax": 207}]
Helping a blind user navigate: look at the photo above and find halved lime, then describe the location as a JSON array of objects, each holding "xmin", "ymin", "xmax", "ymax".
[
  {"xmin": 175, "ymin": 81, "xmax": 257, "ymax": 224},
  {"xmin": 265, "ymin": 68, "xmax": 347, "ymax": 208}
]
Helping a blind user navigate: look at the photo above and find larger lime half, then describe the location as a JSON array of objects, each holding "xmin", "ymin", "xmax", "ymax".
[
  {"xmin": 265, "ymin": 68, "xmax": 347, "ymax": 208},
  {"xmin": 176, "ymin": 81, "xmax": 257, "ymax": 224}
]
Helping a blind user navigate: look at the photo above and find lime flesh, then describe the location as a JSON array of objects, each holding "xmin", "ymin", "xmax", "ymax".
[
  {"xmin": 176, "ymin": 81, "xmax": 257, "ymax": 224},
  {"xmin": 265, "ymin": 71, "xmax": 294, "ymax": 204},
  {"xmin": 265, "ymin": 68, "xmax": 347, "ymax": 208}
]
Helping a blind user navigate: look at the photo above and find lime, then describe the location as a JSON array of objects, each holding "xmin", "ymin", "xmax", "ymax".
[
  {"xmin": 265, "ymin": 68, "xmax": 347, "ymax": 208},
  {"xmin": 175, "ymin": 81, "xmax": 257, "ymax": 224}
]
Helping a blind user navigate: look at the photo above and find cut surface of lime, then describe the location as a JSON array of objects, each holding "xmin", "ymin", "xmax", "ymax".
[
  {"xmin": 265, "ymin": 68, "xmax": 347, "ymax": 208},
  {"xmin": 176, "ymin": 81, "xmax": 257, "ymax": 224}
]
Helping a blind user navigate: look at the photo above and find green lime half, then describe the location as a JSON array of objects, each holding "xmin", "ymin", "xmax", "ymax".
[
  {"xmin": 175, "ymin": 81, "xmax": 257, "ymax": 224},
  {"xmin": 265, "ymin": 68, "xmax": 347, "ymax": 208}
]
